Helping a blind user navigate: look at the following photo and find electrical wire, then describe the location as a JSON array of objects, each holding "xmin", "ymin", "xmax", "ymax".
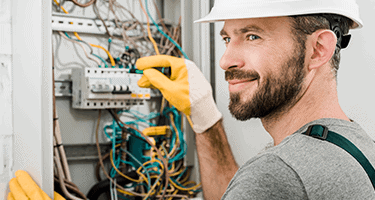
[
  {"xmin": 109, "ymin": 148, "xmax": 141, "ymax": 183},
  {"xmin": 91, "ymin": 43, "xmax": 116, "ymax": 67},
  {"xmin": 53, "ymin": 0, "xmax": 116, "ymax": 67},
  {"xmin": 69, "ymin": 0, "xmax": 95, "ymax": 7},
  {"xmin": 59, "ymin": 31, "xmax": 101, "ymax": 67},
  {"xmin": 53, "ymin": 177, "xmax": 87, "ymax": 199},
  {"xmin": 169, "ymin": 178, "xmax": 201, "ymax": 192},
  {"xmin": 109, "ymin": 110, "xmax": 170, "ymax": 199},
  {"xmin": 122, "ymin": 149, "xmax": 152, "ymax": 189},
  {"xmin": 96, "ymin": 110, "xmax": 186, "ymax": 199},
  {"xmin": 167, "ymin": 113, "xmax": 180, "ymax": 158},
  {"xmin": 186, "ymin": 115, "xmax": 194, "ymax": 131},
  {"xmin": 55, "ymin": 1, "xmax": 199, "ymax": 197},
  {"xmin": 144, "ymin": 0, "xmax": 189, "ymax": 59},
  {"xmin": 139, "ymin": 0, "xmax": 160, "ymax": 55},
  {"xmin": 54, "ymin": 156, "xmax": 85, "ymax": 200},
  {"xmin": 95, "ymin": 110, "xmax": 146, "ymax": 197}
]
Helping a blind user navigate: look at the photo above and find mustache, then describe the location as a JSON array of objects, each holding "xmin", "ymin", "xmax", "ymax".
[{"xmin": 225, "ymin": 68, "xmax": 260, "ymax": 81}]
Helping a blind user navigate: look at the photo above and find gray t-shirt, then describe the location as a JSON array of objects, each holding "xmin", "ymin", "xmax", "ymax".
[{"xmin": 222, "ymin": 118, "xmax": 375, "ymax": 199}]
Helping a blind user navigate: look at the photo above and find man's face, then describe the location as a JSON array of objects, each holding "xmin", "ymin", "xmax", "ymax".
[{"xmin": 220, "ymin": 17, "xmax": 307, "ymax": 120}]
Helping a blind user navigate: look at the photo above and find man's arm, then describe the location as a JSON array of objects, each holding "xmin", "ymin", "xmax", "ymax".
[{"xmin": 195, "ymin": 119, "xmax": 239, "ymax": 200}]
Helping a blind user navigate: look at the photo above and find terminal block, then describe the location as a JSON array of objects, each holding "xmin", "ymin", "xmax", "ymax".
[{"xmin": 71, "ymin": 68, "xmax": 151, "ymax": 109}]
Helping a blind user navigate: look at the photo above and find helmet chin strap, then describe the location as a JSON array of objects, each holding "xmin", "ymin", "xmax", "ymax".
[{"xmin": 321, "ymin": 14, "xmax": 352, "ymax": 49}]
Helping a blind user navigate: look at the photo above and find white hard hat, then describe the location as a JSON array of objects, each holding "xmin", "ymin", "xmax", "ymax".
[{"xmin": 195, "ymin": 0, "xmax": 363, "ymax": 29}]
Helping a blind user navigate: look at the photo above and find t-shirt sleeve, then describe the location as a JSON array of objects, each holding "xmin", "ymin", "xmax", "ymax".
[{"xmin": 221, "ymin": 154, "xmax": 308, "ymax": 200}]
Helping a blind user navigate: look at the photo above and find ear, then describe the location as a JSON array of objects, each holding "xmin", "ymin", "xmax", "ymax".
[{"xmin": 307, "ymin": 29, "xmax": 337, "ymax": 71}]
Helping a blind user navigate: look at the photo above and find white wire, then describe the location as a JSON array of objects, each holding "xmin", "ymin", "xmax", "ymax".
[
  {"xmin": 114, "ymin": 179, "xmax": 118, "ymax": 200},
  {"xmin": 110, "ymin": 179, "xmax": 114, "ymax": 200}
]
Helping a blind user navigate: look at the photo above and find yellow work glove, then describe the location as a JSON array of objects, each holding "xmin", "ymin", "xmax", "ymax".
[
  {"xmin": 137, "ymin": 55, "xmax": 222, "ymax": 133},
  {"xmin": 7, "ymin": 170, "xmax": 65, "ymax": 200}
]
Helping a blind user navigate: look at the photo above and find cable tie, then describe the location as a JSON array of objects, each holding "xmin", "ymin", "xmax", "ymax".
[
  {"xmin": 54, "ymin": 143, "xmax": 63, "ymax": 148},
  {"xmin": 54, "ymin": 117, "xmax": 59, "ymax": 121}
]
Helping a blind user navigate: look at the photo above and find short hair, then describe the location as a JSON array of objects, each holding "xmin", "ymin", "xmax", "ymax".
[{"xmin": 290, "ymin": 14, "xmax": 354, "ymax": 77}]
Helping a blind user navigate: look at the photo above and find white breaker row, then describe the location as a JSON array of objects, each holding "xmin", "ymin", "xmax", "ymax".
[{"xmin": 72, "ymin": 68, "xmax": 151, "ymax": 109}]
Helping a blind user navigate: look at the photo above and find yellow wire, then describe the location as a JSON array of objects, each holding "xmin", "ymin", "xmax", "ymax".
[
  {"xmin": 167, "ymin": 189, "xmax": 179, "ymax": 200},
  {"xmin": 170, "ymin": 166, "xmax": 185, "ymax": 177},
  {"xmin": 90, "ymin": 44, "xmax": 116, "ymax": 67},
  {"xmin": 179, "ymin": 168, "xmax": 191, "ymax": 183},
  {"xmin": 142, "ymin": 172, "xmax": 163, "ymax": 200},
  {"xmin": 142, "ymin": 159, "xmax": 164, "ymax": 171},
  {"xmin": 109, "ymin": 148, "xmax": 141, "ymax": 183},
  {"xmin": 117, "ymin": 188, "xmax": 136, "ymax": 196},
  {"xmin": 186, "ymin": 115, "xmax": 194, "ymax": 131},
  {"xmin": 139, "ymin": 0, "xmax": 160, "ymax": 55},
  {"xmin": 183, "ymin": 181, "xmax": 198, "ymax": 186},
  {"xmin": 135, "ymin": 159, "xmax": 162, "ymax": 186},
  {"xmin": 74, "ymin": 32, "xmax": 82, "ymax": 41},
  {"xmin": 168, "ymin": 161, "xmax": 175, "ymax": 173},
  {"xmin": 140, "ymin": 159, "xmax": 165, "ymax": 200},
  {"xmin": 53, "ymin": 0, "xmax": 116, "ymax": 67},
  {"xmin": 136, "ymin": 169, "xmax": 150, "ymax": 186},
  {"xmin": 169, "ymin": 178, "xmax": 201, "ymax": 191},
  {"xmin": 160, "ymin": 97, "xmax": 166, "ymax": 114},
  {"xmin": 168, "ymin": 112, "xmax": 180, "ymax": 157}
]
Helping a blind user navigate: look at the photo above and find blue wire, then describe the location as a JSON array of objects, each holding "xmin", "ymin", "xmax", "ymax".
[
  {"xmin": 162, "ymin": 106, "xmax": 187, "ymax": 162},
  {"xmin": 117, "ymin": 110, "xmax": 159, "ymax": 127},
  {"xmin": 64, "ymin": 32, "xmax": 107, "ymax": 68},
  {"xmin": 176, "ymin": 166, "xmax": 188, "ymax": 180},
  {"xmin": 119, "ymin": 160, "xmax": 136, "ymax": 169},
  {"xmin": 92, "ymin": 54, "xmax": 108, "ymax": 68},
  {"xmin": 110, "ymin": 133, "xmax": 118, "ymax": 178},
  {"xmin": 118, "ymin": 195, "xmax": 133, "ymax": 200},
  {"xmin": 122, "ymin": 149, "xmax": 152, "ymax": 190},
  {"xmin": 144, "ymin": 0, "xmax": 189, "ymax": 59}
]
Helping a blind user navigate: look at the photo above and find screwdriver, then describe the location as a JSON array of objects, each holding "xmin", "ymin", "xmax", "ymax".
[{"xmin": 129, "ymin": 67, "xmax": 171, "ymax": 78}]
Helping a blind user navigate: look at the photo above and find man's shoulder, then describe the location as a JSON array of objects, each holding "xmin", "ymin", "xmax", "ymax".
[
  {"xmin": 254, "ymin": 118, "xmax": 375, "ymax": 199},
  {"xmin": 222, "ymin": 153, "xmax": 308, "ymax": 200}
]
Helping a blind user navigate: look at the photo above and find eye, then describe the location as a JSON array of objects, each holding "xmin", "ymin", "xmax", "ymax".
[
  {"xmin": 222, "ymin": 37, "xmax": 231, "ymax": 44},
  {"xmin": 247, "ymin": 34, "xmax": 260, "ymax": 41}
]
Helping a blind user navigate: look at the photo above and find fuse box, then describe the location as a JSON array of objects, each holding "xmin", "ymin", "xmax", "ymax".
[{"xmin": 71, "ymin": 67, "xmax": 150, "ymax": 109}]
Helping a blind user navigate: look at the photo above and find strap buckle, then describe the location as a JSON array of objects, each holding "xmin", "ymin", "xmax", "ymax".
[{"xmin": 304, "ymin": 125, "xmax": 329, "ymax": 140}]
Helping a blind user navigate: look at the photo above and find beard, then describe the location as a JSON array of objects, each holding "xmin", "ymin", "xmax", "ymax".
[{"xmin": 227, "ymin": 43, "xmax": 306, "ymax": 121}]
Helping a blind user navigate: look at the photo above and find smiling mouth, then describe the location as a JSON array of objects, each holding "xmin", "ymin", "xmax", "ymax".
[{"xmin": 228, "ymin": 78, "xmax": 258, "ymax": 85}]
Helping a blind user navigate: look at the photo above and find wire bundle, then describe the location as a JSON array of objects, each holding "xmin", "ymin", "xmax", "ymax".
[
  {"xmin": 91, "ymin": 106, "xmax": 201, "ymax": 200},
  {"xmin": 53, "ymin": 48, "xmax": 87, "ymax": 199},
  {"xmin": 52, "ymin": 0, "xmax": 198, "ymax": 199},
  {"xmin": 53, "ymin": 0, "xmax": 186, "ymax": 70}
]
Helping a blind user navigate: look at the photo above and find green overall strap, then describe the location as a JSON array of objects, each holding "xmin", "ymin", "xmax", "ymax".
[{"xmin": 303, "ymin": 124, "xmax": 375, "ymax": 189}]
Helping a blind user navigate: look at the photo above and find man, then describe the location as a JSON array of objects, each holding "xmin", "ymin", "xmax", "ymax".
[{"xmin": 137, "ymin": 0, "xmax": 375, "ymax": 199}]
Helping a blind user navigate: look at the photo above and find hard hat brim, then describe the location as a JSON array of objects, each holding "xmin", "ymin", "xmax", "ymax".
[{"xmin": 195, "ymin": 5, "xmax": 363, "ymax": 29}]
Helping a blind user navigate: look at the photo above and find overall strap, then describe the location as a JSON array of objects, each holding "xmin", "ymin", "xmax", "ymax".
[{"xmin": 303, "ymin": 124, "xmax": 375, "ymax": 189}]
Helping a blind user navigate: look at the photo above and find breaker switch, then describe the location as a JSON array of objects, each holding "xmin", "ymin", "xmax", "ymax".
[
  {"xmin": 91, "ymin": 84, "xmax": 113, "ymax": 93},
  {"xmin": 112, "ymin": 85, "xmax": 131, "ymax": 94}
]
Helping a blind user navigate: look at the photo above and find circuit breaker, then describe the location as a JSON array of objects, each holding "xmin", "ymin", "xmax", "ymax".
[{"xmin": 71, "ymin": 67, "xmax": 150, "ymax": 109}]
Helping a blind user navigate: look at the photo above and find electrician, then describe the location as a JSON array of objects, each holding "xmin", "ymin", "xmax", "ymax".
[{"xmin": 136, "ymin": 0, "xmax": 375, "ymax": 199}]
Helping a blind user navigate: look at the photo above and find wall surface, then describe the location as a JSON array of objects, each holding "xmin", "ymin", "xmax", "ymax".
[{"xmin": 214, "ymin": 1, "xmax": 375, "ymax": 167}]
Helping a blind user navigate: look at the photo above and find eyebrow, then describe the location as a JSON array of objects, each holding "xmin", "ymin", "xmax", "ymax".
[{"xmin": 220, "ymin": 25, "xmax": 265, "ymax": 36}]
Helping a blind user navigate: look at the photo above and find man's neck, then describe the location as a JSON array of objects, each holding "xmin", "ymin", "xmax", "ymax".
[{"xmin": 261, "ymin": 77, "xmax": 350, "ymax": 146}]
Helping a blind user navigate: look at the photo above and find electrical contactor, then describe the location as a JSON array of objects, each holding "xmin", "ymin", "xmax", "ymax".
[{"xmin": 71, "ymin": 68, "xmax": 150, "ymax": 109}]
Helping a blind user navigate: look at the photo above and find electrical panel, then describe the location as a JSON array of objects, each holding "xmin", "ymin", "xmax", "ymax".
[
  {"xmin": 48, "ymin": 0, "xmax": 202, "ymax": 198},
  {"xmin": 71, "ymin": 67, "xmax": 150, "ymax": 109}
]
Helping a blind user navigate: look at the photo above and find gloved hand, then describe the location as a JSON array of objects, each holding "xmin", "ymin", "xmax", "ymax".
[
  {"xmin": 137, "ymin": 55, "xmax": 222, "ymax": 133},
  {"xmin": 8, "ymin": 170, "xmax": 65, "ymax": 200}
]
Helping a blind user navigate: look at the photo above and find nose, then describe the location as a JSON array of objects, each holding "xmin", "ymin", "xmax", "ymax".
[{"xmin": 219, "ymin": 43, "xmax": 245, "ymax": 71}]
